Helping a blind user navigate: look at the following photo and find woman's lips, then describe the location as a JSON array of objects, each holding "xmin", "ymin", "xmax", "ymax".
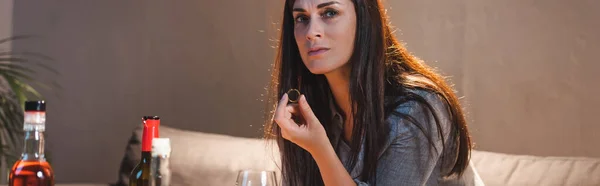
[{"xmin": 308, "ymin": 48, "xmax": 330, "ymax": 57}]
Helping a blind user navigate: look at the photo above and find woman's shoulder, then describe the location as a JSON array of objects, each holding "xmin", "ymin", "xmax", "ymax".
[
  {"xmin": 384, "ymin": 87, "xmax": 453, "ymax": 141},
  {"xmin": 386, "ymin": 87, "xmax": 450, "ymax": 118}
]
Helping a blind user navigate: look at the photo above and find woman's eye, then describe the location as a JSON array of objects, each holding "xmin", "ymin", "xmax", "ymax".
[
  {"xmin": 295, "ymin": 16, "xmax": 308, "ymax": 23},
  {"xmin": 323, "ymin": 10, "xmax": 338, "ymax": 18}
]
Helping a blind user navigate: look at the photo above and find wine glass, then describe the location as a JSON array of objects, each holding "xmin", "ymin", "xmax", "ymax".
[{"xmin": 236, "ymin": 170, "xmax": 277, "ymax": 186}]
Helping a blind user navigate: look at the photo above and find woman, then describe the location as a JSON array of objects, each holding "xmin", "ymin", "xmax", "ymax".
[{"xmin": 265, "ymin": 0, "xmax": 477, "ymax": 185}]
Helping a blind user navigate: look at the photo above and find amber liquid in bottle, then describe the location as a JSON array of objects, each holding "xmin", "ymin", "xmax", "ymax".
[
  {"xmin": 10, "ymin": 101, "xmax": 54, "ymax": 186},
  {"xmin": 130, "ymin": 116, "xmax": 160, "ymax": 186},
  {"xmin": 9, "ymin": 160, "xmax": 53, "ymax": 186}
]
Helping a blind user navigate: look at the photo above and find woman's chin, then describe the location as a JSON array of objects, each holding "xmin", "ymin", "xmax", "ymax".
[
  {"xmin": 305, "ymin": 62, "xmax": 350, "ymax": 76},
  {"xmin": 306, "ymin": 66, "xmax": 334, "ymax": 75},
  {"xmin": 304, "ymin": 62, "xmax": 338, "ymax": 75}
]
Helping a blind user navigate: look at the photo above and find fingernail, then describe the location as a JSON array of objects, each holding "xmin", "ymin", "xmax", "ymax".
[
  {"xmin": 300, "ymin": 95, "xmax": 306, "ymax": 101},
  {"xmin": 283, "ymin": 93, "xmax": 288, "ymax": 98}
]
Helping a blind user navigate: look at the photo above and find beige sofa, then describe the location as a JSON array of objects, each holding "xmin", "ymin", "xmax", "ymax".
[{"xmin": 115, "ymin": 125, "xmax": 600, "ymax": 186}]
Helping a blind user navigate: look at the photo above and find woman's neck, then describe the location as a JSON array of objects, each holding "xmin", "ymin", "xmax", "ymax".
[{"xmin": 325, "ymin": 65, "xmax": 352, "ymax": 125}]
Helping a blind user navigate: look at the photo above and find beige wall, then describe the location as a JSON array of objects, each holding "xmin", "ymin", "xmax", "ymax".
[
  {"xmin": 11, "ymin": 0, "xmax": 273, "ymax": 183},
  {"xmin": 0, "ymin": 0, "xmax": 11, "ymax": 38},
  {"xmin": 462, "ymin": 0, "xmax": 600, "ymax": 157},
  {"xmin": 6, "ymin": 0, "xmax": 600, "ymax": 183},
  {"xmin": 0, "ymin": 1, "xmax": 13, "ymax": 184},
  {"xmin": 386, "ymin": 0, "xmax": 600, "ymax": 157}
]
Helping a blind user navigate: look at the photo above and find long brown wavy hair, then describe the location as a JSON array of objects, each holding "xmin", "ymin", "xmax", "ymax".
[{"xmin": 264, "ymin": 0, "xmax": 472, "ymax": 185}]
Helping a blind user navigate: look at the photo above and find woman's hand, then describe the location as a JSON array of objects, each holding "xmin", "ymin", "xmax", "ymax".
[
  {"xmin": 274, "ymin": 93, "xmax": 356, "ymax": 186},
  {"xmin": 274, "ymin": 93, "xmax": 329, "ymax": 154}
]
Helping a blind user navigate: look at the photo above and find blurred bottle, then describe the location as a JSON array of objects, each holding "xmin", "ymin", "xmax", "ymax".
[
  {"xmin": 130, "ymin": 116, "xmax": 160, "ymax": 186},
  {"xmin": 150, "ymin": 138, "xmax": 171, "ymax": 186},
  {"xmin": 9, "ymin": 101, "xmax": 54, "ymax": 186}
]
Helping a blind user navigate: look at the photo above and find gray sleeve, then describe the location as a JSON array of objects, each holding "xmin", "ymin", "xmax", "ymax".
[{"xmin": 354, "ymin": 96, "xmax": 450, "ymax": 186}]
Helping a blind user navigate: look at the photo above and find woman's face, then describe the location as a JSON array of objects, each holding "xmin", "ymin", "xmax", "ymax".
[{"xmin": 292, "ymin": 0, "xmax": 356, "ymax": 75}]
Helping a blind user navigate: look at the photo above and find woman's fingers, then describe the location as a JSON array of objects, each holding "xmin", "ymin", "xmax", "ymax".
[
  {"xmin": 274, "ymin": 94, "xmax": 327, "ymax": 154},
  {"xmin": 274, "ymin": 93, "xmax": 321, "ymax": 143},
  {"xmin": 286, "ymin": 104, "xmax": 299, "ymax": 114},
  {"xmin": 287, "ymin": 104, "xmax": 307, "ymax": 125},
  {"xmin": 274, "ymin": 94, "xmax": 291, "ymax": 128},
  {"xmin": 274, "ymin": 93, "xmax": 300, "ymax": 135}
]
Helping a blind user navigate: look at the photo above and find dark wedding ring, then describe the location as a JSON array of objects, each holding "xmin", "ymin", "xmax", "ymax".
[{"xmin": 287, "ymin": 89, "xmax": 300, "ymax": 103}]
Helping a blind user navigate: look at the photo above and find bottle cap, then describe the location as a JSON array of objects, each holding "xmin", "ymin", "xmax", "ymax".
[
  {"xmin": 25, "ymin": 101, "xmax": 46, "ymax": 112},
  {"xmin": 24, "ymin": 101, "xmax": 46, "ymax": 131},
  {"xmin": 141, "ymin": 116, "xmax": 160, "ymax": 152},
  {"xmin": 143, "ymin": 116, "xmax": 160, "ymax": 120}
]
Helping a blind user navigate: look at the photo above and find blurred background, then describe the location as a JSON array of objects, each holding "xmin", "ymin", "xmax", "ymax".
[{"xmin": 0, "ymin": 0, "xmax": 599, "ymax": 184}]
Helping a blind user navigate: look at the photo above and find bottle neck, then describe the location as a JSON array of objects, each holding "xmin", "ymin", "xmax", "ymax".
[
  {"xmin": 141, "ymin": 151, "xmax": 152, "ymax": 163},
  {"xmin": 22, "ymin": 111, "xmax": 46, "ymax": 161},
  {"xmin": 22, "ymin": 130, "xmax": 45, "ymax": 160}
]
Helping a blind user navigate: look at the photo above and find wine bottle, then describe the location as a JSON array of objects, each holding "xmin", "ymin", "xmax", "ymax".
[
  {"xmin": 9, "ymin": 101, "xmax": 54, "ymax": 186},
  {"xmin": 129, "ymin": 116, "xmax": 160, "ymax": 186}
]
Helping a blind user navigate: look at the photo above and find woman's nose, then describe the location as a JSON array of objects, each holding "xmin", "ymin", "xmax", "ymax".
[{"xmin": 306, "ymin": 21, "xmax": 323, "ymax": 41}]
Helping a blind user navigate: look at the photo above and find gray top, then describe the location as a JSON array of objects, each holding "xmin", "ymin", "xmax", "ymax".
[{"xmin": 329, "ymin": 89, "xmax": 481, "ymax": 186}]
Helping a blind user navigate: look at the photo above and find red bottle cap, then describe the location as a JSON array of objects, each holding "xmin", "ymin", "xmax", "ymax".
[{"xmin": 141, "ymin": 116, "xmax": 160, "ymax": 152}]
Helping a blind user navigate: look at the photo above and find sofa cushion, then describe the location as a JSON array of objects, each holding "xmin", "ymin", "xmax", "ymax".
[
  {"xmin": 471, "ymin": 150, "xmax": 600, "ymax": 186},
  {"xmin": 115, "ymin": 125, "xmax": 281, "ymax": 186}
]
